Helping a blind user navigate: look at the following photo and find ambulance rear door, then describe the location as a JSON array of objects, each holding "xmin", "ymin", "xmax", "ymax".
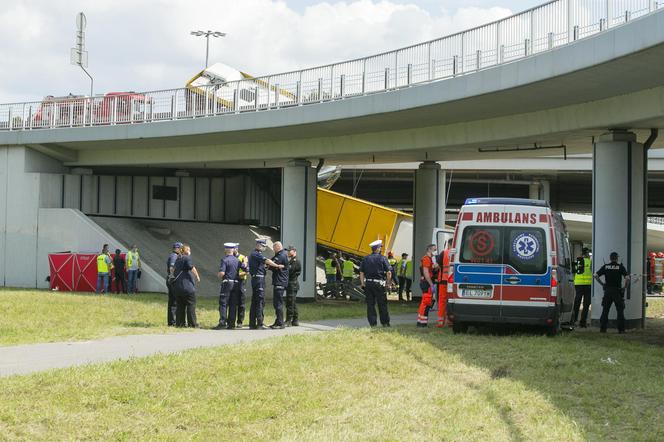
[
  {"xmin": 454, "ymin": 205, "xmax": 505, "ymax": 321},
  {"xmin": 500, "ymin": 206, "xmax": 551, "ymax": 322}
]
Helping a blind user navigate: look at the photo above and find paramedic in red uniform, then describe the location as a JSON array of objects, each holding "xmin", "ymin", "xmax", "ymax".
[
  {"xmin": 417, "ymin": 244, "xmax": 438, "ymax": 327},
  {"xmin": 436, "ymin": 240, "xmax": 452, "ymax": 328}
]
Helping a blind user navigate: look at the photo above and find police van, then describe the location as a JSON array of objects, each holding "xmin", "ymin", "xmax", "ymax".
[{"xmin": 447, "ymin": 198, "xmax": 575, "ymax": 335}]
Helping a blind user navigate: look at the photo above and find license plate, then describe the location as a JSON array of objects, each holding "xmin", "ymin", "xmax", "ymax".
[{"xmin": 460, "ymin": 285, "xmax": 493, "ymax": 298}]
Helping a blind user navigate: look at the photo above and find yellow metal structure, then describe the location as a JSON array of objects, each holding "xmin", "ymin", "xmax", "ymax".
[{"xmin": 317, "ymin": 188, "xmax": 412, "ymax": 257}]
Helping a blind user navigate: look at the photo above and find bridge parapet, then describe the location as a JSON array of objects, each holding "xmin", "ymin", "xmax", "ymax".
[{"xmin": 1, "ymin": 0, "xmax": 662, "ymax": 132}]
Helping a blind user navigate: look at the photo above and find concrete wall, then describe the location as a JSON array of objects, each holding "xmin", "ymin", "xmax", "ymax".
[
  {"xmin": 57, "ymin": 173, "xmax": 279, "ymax": 226},
  {"xmin": 0, "ymin": 146, "xmax": 41, "ymax": 287},
  {"xmin": 36, "ymin": 208, "xmax": 166, "ymax": 293},
  {"xmin": 0, "ymin": 146, "xmax": 165, "ymax": 291}
]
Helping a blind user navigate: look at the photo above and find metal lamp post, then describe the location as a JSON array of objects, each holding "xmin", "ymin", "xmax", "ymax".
[{"xmin": 190, "ymin": 30, "xmax": 226, "ymax": 68}]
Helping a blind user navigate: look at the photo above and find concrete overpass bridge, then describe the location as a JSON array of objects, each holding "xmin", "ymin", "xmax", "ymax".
[{"xmin": 1, "ymin": 0, "xmax": 664, "ymax": 328}]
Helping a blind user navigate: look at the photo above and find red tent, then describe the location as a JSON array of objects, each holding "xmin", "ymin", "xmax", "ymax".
[
  {"xmin": 48, "ymin": 253, "xmax": 75, "ymax": 291},
  {"xmin": 48, "ymin": 252, "xmax": 130, "ymax": 292},
  {"xmin": 74, "ymin": 253, "xmax": 98, "ymax": 292}
]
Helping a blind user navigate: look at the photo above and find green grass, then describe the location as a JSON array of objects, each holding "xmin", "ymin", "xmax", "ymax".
[
  {"xmin": 2, "ymin": 301, "xmax": 664, "ymax": 440},
  {"xmin": 0, "ymin": 289, "xmax": 416, "ymax": 346}
]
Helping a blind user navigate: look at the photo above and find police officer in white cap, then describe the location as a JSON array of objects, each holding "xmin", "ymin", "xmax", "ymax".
[
  {"xmin": 359, "ymin": 239, "xmax": 392, "ymax": 327},
  {"xmin": 214, "ymin": 242, "xmax": 245, "ymax": 330}
]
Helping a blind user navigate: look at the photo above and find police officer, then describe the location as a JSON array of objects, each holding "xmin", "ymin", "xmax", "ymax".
[
  {"xmin": 359, "ymin": 239, "xmax": 392, "ymax": 327},
  {"xmin": 573, "ymin": 247, "xmax": 593, "ymax": 327},
  {"xmin": 270, "ymin": 241, "xmax": 290, "ymax": 329},
  {"xmin": 248, "ymin": 239, "xmax": 283, "ymax": 330},
  {"xmin": 234, "ymin": 246, "xmax": 249, "ymax": 328},
  {"xmin": 594, "ymin": 252, "xmax": 630, "ymax": 334},
  {"xmin": 214, "ymin": 243, "xmax": 245, "ymax": 330},
  {"xmin": 285, "ymin": 245, "xmax": 301, "ymax": 326},
  {"xmin": 166, "ymin": 242, "xmax": 182, "ymax": 326}
]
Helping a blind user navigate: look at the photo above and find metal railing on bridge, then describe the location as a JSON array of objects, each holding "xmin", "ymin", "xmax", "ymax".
[{"xmin": 0, "ymin": 0, "xmax": 662, "ymax": 131}]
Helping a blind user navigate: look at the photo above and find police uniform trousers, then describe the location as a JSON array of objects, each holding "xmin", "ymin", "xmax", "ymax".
[
  {"xmin": 600, "ymin": 287, "xmax": 626, "ymax": 332},
  {"xmin": 218, "ymin": 280, "xmax": 234, "ymax": 327},
  {"xmin": 365, "ymin": 281, "xmax": 390, "ymax": 326},
  {"xmin": 166, "ymin": 279, "xmax": 177, "ymax": 326},
  {"xmin": 286, "ymin": 285, "xmax": 299, "ymax": 324},
  {"xmin": 273, "ymin": 285, "xmax": 286, "ymax": 326},
  {"xmin": 175, "ymin": 289, "xmax": 198, "ymax": 328},
  {"xmin": 573, "ymin": 284, "xmax": 591, "ymax": 326},
  {"xmin": 236, "ymin": 279, "xmax": 246, "ymax": 326},
  {"xmin": 249, "ymin": 276, "xmax": 266, "ymax": 327},
  {"xmin": 226, "ymin": 281, "xmax": 243, "ymax": 329}
]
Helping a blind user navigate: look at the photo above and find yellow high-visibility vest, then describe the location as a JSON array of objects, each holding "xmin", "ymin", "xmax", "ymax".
[
  {"xmin": 342, "ymin": 260, "xmax": 354, "ymax": 278},
  {"xmin": 97, "ymin": 254, "xmax": 110, "ymax": 273},
  {"xmin": 574, "ymin": 257, "xmax": 592, "ymax": 285},
  {"xmin": 238, "ymin": 254, "xmax": 248, "ymax": 280},
  {"xmin": 127, "ymin": 251, "xmax": 139, "ymax": 267},
  {"xmin": 325, "ymin": 259, "xmax": 336, "ymax": 275},
  {"xmin": 397, "ymin": 259, "xmax": 413, "ymax": 278}
]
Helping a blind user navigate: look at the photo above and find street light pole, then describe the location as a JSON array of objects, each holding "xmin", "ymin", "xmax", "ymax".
[{"xmin": 190, "ymin": 30, "xmax": 226, "ymax": 68}]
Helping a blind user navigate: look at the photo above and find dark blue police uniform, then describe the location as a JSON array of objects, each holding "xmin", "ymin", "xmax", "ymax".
[
  {"xmin": 249, "ymin": 249, "xmax": 268, "ymax": 328},
  {"xmin": 596, "ymin": 262, "xmax": 629, "ymax": 333},
  {"xmin": 360, "ymin": 252, "xmax": 391, "ymax": 326},
  {"xmin": 271, "ymin": 249, "xmax": 289, "ymax": 328},
  {"xmin": 173, "ymin": 254, "xmax": 198, "ymax": 328},
  {"xmin": 217, "ymin": 254, "xmax": 240, "ymax": 329},
  {"xmin": 166, "ymin": 251, "xmax": 179, "ymax": 326}
]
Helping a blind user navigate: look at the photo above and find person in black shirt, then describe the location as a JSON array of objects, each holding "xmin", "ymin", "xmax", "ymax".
[
  {"xmin": 173, "ymin": 244, "xmax": 201, "ymax": 328},
  {"xmin": 112, "ymin": 249, "xmax": 127, "ymax": 294},
  {"xmin": 270, "ymin": 241, "xmax": 289, "ymax": 329},
  {"xmin": 285, "ymin": 245, "xmax": 302, "ymax": 326},
  {"xmin": 594, "ymin": 251, "xmax": 630, "ymax": 333}
]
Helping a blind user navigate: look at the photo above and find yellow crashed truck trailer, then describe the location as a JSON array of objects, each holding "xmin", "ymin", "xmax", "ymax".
[{"xmin": 317, "ymin": 188, "xmax": 414, "ymax": 257}]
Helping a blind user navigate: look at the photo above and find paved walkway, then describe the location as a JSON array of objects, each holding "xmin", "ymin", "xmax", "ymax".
[{"xmin": 0, "ymin": 315, "xmax": 415, "ymax": 377}]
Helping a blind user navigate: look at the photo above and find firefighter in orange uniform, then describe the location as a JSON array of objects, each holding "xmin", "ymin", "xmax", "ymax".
[
  {"xmin": 416, "ymin": 244, "xmax": 438, "ymax": 327},
  {"xmin": 436, "ymin": 240, "xmax": 452, "ymax": 328}
]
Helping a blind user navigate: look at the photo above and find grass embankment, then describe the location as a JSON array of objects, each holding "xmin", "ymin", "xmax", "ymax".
[
  {"xmin": 2, "ymin": 301, "xmax": 664, "ymax": 440},
  {"xmin": 0, "ymin": 289, "xmax": 415, "ymax": 346}
]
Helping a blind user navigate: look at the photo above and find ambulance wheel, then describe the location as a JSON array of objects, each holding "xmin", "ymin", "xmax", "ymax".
[
  {"xmin": 452, "ymin": 322, "xmax": 469, "ymax": 334},
  {"xmin": 546, "ymin": 310, "xmax": 561, "ymax": 337}
]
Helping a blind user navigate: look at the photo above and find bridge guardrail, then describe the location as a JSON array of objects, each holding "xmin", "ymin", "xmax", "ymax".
[{"xmin": 0, "ymin": 0, "xmax": 662, "ymax": 131}]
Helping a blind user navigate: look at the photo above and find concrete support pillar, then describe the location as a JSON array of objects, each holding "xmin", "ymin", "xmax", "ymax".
[
  {"xmin": 529, "ymin": 180, "xmax": 550, "ymax": 202},
  {"xmin": 592, "ymin": 130, "xmax": 646, "ymax": 329},
  {"xmin": 412, "ymin": 161, "xmax": 446, "ymax": 298},
  {"xmin": 281, "ymin": 159, "xmax": 317, "ymax": 299},
  {"xmin": 528, "ymin": 183, "xmax": 539, "ymax": 200}
]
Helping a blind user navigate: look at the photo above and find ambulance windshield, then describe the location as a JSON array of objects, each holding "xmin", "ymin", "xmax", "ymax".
[{"xmin": 460, "ymin": 226, "xmax": 547, "ymax": 274}]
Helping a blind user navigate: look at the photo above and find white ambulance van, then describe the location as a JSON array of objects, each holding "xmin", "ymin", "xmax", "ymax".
[{"xmin": 447, "ymin": 198, "xmax": 575, "ymax": 335}]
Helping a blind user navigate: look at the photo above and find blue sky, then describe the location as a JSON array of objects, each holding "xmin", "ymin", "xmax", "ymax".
[{"xmin": 0, "ymin": 0, "xmax": 540, "ymax": 102}]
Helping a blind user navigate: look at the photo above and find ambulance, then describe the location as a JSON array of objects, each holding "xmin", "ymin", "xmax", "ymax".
[{"xmin": 447, "ymin": 198, "xmax": 575, "ymax": 335}]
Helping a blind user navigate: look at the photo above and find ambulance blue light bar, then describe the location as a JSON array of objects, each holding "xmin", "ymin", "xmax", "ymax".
[{"xmin": 463, "ymin": 198, "xmax": 550, "ymax": 208}]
